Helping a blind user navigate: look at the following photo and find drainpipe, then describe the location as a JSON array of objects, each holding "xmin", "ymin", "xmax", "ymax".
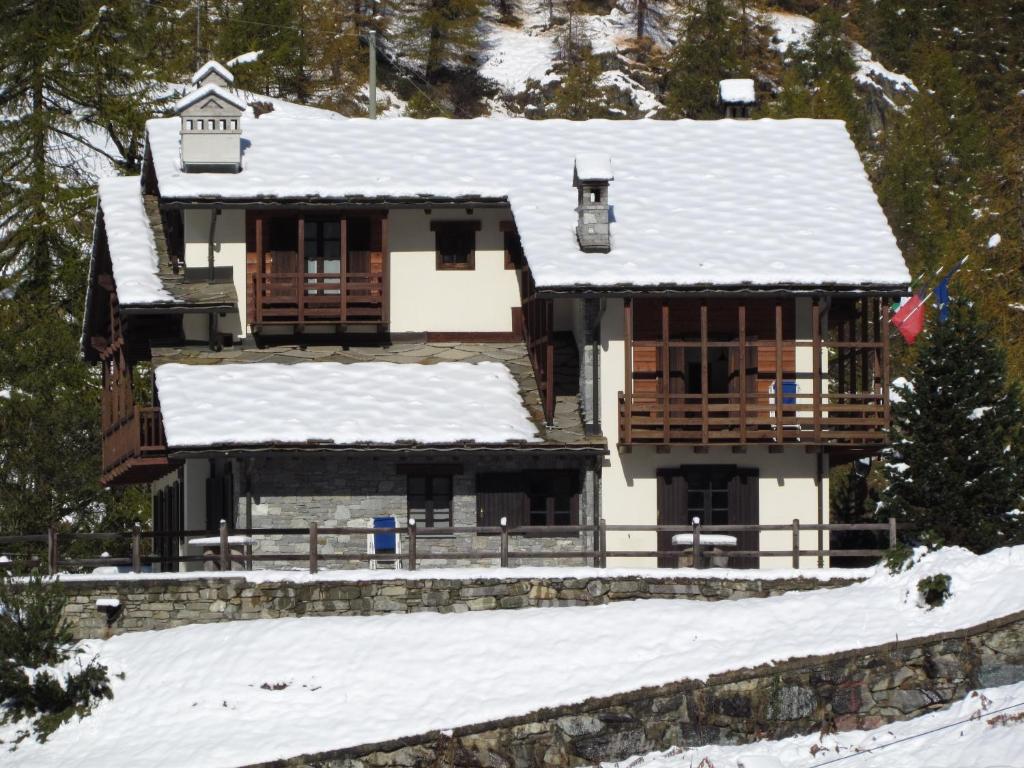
[{"xmin": 207, "ymin": 207, "xmax": 221, "ymax": 282}]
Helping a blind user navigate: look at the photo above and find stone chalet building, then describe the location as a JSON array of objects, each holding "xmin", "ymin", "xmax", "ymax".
[{"xmin": 82, "ymin": 62, "xmax": 911, "ymax": 571}]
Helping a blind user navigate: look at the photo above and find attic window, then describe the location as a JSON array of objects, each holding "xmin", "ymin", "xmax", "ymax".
[{"xmin": 431, "ymin": 220, "xmax": 481, "ymax": 271}]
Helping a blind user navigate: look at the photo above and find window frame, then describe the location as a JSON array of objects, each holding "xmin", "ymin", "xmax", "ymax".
[
  {"xmin": 402, "ymin": 464, "xmax": 458, "ymax": 535},
  {"xmin": 431, "ymin": 220, "xmax": 480, "ymax": 271}
]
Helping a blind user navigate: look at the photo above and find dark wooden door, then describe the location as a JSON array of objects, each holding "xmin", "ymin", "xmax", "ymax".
[
  {"xmin": 656, "ymin": 470, "xmax": 688, "ymax": 567},
  {"xmin": 476, "ymin": 472, "xmax": 525, "ymax": 528}
]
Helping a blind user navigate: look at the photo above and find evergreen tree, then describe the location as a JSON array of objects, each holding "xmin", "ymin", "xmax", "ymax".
[
  {"xmin": 402, "ymin": 0, "xmax": 486, "ymax": 83},
  {"xmin": 548, "ymin": 13, "xmax": 614, "ymax": 119},
  {"xmin": 883, "ymin": 298, "xmax": 1024, "ymax": 553}
]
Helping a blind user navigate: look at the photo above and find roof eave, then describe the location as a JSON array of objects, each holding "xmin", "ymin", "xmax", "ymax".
[
  {"xmin": 168, "ymin": 442, "xmax": 608, "ymax": 459},
  {"xmin": 534, "ymin": 282, "xmax": 912, "ymax": 299}
]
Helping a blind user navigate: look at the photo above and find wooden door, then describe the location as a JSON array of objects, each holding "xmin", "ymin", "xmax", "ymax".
[
  {"xmin": 476, "ymin": 472, "xmax": 525, "ymax": 528},
  {"xmin": 656, "ymin": 470, "xmax": 688, "ymax": 568}
]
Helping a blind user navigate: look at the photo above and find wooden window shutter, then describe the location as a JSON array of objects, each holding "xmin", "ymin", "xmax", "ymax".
[
  {"xmin": 728, "ymin": 468, "xmax": 759, "ymax": 569},
  {"xmin": 656, "ymin": 470, "xmax": 689, "ymax": 568},
  {"xmin": 476, "ymin": 472, "xmax": 524, "ymax": 528}
]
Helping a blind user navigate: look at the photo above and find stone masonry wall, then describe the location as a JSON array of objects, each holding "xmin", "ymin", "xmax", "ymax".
[
  {"xmin": 239, "ymin": 454, "xmax": 594, "ymax": 569},
  {"xmin": 246, "ymin": 612, "xmax": 1024, "ymax": 768},
  {"xmin": 60, "ymin": 572, "xmax": 857, "ymax": 639}
]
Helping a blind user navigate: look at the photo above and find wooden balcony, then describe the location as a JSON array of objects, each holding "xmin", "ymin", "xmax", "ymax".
[
  {"xmin": 619, "ymin": 296, "xmax": 892, "ymax": 451},
  {"xmin": 101, "ymin": 406, "xmax": 172, "ymax": 486},
  {"xmin": 249, "ymin": 266, "xmax": 385, "ymax": 328}
]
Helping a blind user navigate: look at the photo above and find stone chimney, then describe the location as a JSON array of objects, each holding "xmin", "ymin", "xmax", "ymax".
[
  {"xmin": 719, "ymin": 78, "xmax": 756, "ymax": 118},
  {"xmin": 175, "ymin": 61, "xmax": 245, "ymax": 173},
  {"xmin": 574, "ymin": 154, "xmax": 613, "ymax": 253}
]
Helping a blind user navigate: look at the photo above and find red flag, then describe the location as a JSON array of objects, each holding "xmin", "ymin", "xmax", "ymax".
[{"xmin": 892, "ymin": 294, "xmax": 926, "ymax": 344}]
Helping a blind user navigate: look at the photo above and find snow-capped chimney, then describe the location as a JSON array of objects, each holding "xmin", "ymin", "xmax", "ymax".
[
  {"xmin": 574, "ymin": 154, "xmax": 612, "ymax": 253},
  {"xmin": 719, "ymin": 78, "xmax": 756, "ymax": 118},
  {"xmin": 175, "ymin": 61, "xmax": 245, "ymax": 173}
]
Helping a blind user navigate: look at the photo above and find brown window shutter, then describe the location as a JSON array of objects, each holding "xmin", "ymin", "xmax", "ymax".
[
  {"xmin": 476, "ymin": 472, "xmax": 524, "ymax": 528},
  {"xmin": 656, "ymin": 470, "xmax": 689, "ymax": 568},
  {"xmin": 728, "ymin": 469, "xmax": 759, "ymax": 569}
]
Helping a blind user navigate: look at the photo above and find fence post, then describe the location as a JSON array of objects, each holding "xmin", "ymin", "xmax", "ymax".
[
  {"xmin": 500, "ymin": 516, "xmax": 509, "ymax": 568},
  {"xmin": 132, "ymin": 523, "xmax": 142, "ymax": 574},
  {"xmin": 219, "ymin": 519, "xmax": 230, "ymax": 571},
  {"xmin": 407, "ymin": 518, "xmax": 417, "ymax": 572},
  {"xmin": 792, "ymin": 518, "xmax": 800, "ymax": 569},
  {"xmin": 598, "ymin": 518, "xmax": 608, "ymax": 568},
  {"xmin": 692, "ymin": 516, "xmax": 703, "ymax": 570},
  {"xmin": 888, "ymin": 516, "xmax": 898, "ymax": 549},
  {"xmin": 47, "ymin": 525, "xmax": 58, "ymax": 575},
  {"xmin": 308, "ymin": 521, "xmax": 318, "ymax": 574}
]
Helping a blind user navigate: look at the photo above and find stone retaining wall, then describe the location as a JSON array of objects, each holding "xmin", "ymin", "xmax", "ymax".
[
  {"xmin": 246, "ymin": 612, "xmax": 1024, "ymax": 768},
  {"xmin": 60, "ymin": 572, "xmax": 859, "ymax": 639}
]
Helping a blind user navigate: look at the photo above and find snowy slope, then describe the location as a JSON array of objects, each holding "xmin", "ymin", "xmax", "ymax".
[
  {"xmin": 603, "ymin": 682, "xmax": 1024, "ymax": 768},
  {"xmin": 4, "ymin": 546, "xmax": 1024, "ymax": 767}
]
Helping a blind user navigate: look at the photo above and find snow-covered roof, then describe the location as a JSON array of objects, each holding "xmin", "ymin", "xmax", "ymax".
[
  {"xmin": 719, "ymin": 78, "xmax": 756, "ymax": 105},
  {"xmin": 145, "ymin": 115, "xmax": 910, "ymax": 290},
  {"xmin": 173, "ymin": 84, "xmax": 246, "ymax": 114},
  {"xmin": 154, "ymin": 361, "xmax": 541, "ymax": 448},
  {"xmin": 574, "ymin": 153, "xmax": 613, "ymax": 182},
  {"xmin": 97, "ymin": 176, "xmax": 176, "ymax": 305},
  {"xmin": 191, "ymin": 60, "xmax": 234, "ymax": 86}
]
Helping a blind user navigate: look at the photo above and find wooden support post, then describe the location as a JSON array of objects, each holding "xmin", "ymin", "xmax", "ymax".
[
  {"xmin": 738, "ymin": 303, "xmax": 747, "ymax": 445},
  {"xmin": 623, "ymin": 299, "xmax": 633, "ymax": 445},
  {"xmin": 661, "ymin": 301, "xmax": 671, "ymax": 444},
  {"xmin": 308, "ymin": 521, "xmax": 319, "ymax": 574},
  {"xmin": 132, "ymin": 523, "xmax": 142, "ymax": 574},
  {"xmin": 775, "ymin": 301, "xmax": 784, "ymax": 444},
  {"xmin": 598, "ymin": 518, "xmax": 607, "ymax": 568},
  {"xmin": 700, "ymin": 301, "xmax": 709, "ymax": 445},
  {"xmin": 47, "ymin": 526, "xmax": 58, "ymax": 575},
  {"xmin": 881, "ymin": 301, "xmax": 891, "ymax": 426},
  {"xmin": 692, "ymin": 517, "xmax": 703, "ymax": 570},
  {"xmin": 499, "ymin": 516, "xmax": 509, "ymax": 567},
  {"xmin": 339, "ymin": 217, "xmax": 348, "ymax": 322},
  {"xmin": 219, "ymin": 519, "xmax": 230, "ymax": 572},
  {"xmin": 860, "ymin": 297, "xmax": 870, "ymax": 393},
  {"xmin": 407, "ymin": 518, "xmax": 417, "ymax": 571},
  {"xmin": 545, "ymin": 317, "xmax": 555, "ymax": 425},
  {"xmin": 889, "ymin": 516, "xmax": 898, "ymax": 550},
  {"xmin": 812, "ymin": 299, "xmax": 822, "ymax": 443},
  {"xmin": 792, "ymin": 518, "xmax": 801, "ymax": 569}
]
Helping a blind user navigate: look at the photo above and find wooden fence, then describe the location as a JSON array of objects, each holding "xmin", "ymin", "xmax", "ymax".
[{"xmin": 0, "ymin": 519, "xmax": 902, "ymax": 575}]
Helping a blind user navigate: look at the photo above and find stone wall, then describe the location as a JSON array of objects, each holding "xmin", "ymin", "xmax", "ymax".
[
  {"xmin": 238, "ymin": 454, "xmax": 595, "ymax": 569},
  {"xmin": 59, "ymin": 572, "xmax": 857, "ymax": 639},
  {"xmin": 244, "ymin": 612, "xmax": 1024, "ymax": 768}
]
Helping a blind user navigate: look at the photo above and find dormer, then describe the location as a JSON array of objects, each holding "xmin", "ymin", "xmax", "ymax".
[
  {"xmin": 175, "ymin": 61, "xmax": 245, "ymax": 173},
  {"xmin": 719, "ymin": 78, "xmax": 756, "ymax": 119},
  {"xmin": 574, "ymin": 154, "xmax": 612, "ymax": 253}
]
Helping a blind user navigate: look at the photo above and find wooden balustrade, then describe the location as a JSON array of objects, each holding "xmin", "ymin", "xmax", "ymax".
[{"xmin": 250, "ymin": 269, "xmax": 385, "ymax": 326}]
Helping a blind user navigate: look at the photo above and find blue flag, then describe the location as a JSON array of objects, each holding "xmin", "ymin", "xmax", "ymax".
[{"xmin": 934, "ymin": 277, "xmax": 950, "ymax": 323}]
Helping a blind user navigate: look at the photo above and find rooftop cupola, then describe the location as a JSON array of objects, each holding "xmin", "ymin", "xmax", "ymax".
[
  {"xmin": 719, "ymin": 78, "xmax": 756, "ymax": 118},
  {"xmin": 574, "ymin": 153, "xmax": 613, "ymax": 253},
  {"xmin": 175, "ymin": 61, "xmax": 245, "ymax": 173}
]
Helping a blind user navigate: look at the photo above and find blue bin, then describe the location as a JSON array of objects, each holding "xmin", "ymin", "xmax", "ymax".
[{"xmin": 373, "ymin": 516, "xmax": 396, "ymax": 553}]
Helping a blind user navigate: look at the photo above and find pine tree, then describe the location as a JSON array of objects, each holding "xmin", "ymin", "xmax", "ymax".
[
  {"xmin": 883, "ymin": 298, "xmax": 1024, "ymax": 553},
  {"xmin": 547, "ymin": 13, "xmax": 614, "ymax": 120},
  {"xmin": 402, "ymin": 0, "xmax": 486, "ymax": 83}
]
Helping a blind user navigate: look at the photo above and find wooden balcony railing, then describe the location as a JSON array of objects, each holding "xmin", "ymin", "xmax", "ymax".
[
  {"xmin": 101, "ymin": 406, "xmax": 171, "ymax": 486},
  {"xmin": 618, "ymin": 391, "xmax": 887, "ymax": 446},
  {"xmin": 250, "ymin": 268, "xmax": 385, "ymax": 327}
]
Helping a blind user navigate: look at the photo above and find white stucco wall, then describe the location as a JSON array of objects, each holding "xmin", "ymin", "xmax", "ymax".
[
  {"xmin": 598, "ymin": 299, "xmax": 829, "ymax": 570},
  {"xmin": 183, "ymin": 208, "xmax": 247, "ymax": 335},
  {"xmin": 388, "ymin": 208, "xmax": 521, "ymax": 334}
]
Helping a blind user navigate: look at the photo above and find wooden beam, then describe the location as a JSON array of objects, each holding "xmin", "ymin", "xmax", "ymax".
[
  {"xmin": 860, "ymin": 297, "xmax": 869, "ymax": 393},
  {"xmin": 812, "ymin": 299, "xmax": 822, "ymax": 443},
  {"xmin": 623, "ymin": 298, "xmax": 633, "ymax": 446},
  {"xmin": 254, "ymin": 214, "xmax": 264, "ymax": 326},
  {"xmin": 738, "ymin": 303, "xmax": 747, "ymax": 446},
  {"xmin": 656, "ymin": 444, "xmax": 671, "ymax": 454},
  {"xmin": 662, "ymin": 301, "xmax": 670, "ymax": 445},
  {"xmin": 340, "ymin": 216, "xmax": 348, "ymax": 323},
  {"xmin": 381, "ymin": 213, "xmax": 390, "ymax": 326},
  {"xmin": 775, "ymin": 301, "xmax": 783, "ymax": 445},
  {"xmin": 882, "ymin": 301, "xmax": 891, "ymax": 428},
  {"xmin": 700, "ymin": 300, "xmax": 709, "ymax": 445},
  {"xmin": 297, "ymin": 216, "xmax": 305, "ymax": 328}
]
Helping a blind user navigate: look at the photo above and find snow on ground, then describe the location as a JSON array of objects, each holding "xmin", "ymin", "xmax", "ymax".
[
  {"xmin": 602, "ymin": 682, "xmax": 1024, "ymax": 768},
  {"xmin": 768, "ymin": 11, "xmax": 916, "ymax": 94},
  {"xmin": 154, "ymin": 361, "xmax": 540, "ymax": 447},
  {"xmin": 5, "ymin": 546, "xmax": 1024, "ymax": 768},
  {"xmin": 480, "ymin": 18, "xmax": 556, "ymax": 91},
  {"xmin": 51, "ymin": 564, "xmax": 876, "ymax": 584}
]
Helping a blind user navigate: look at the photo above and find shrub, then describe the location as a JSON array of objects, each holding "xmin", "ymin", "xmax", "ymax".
[
  {"xmin": 883, "ymin": 543, "xmax": 914, "ymax": 574},
  {"xmin": 0, "ymin": 570, "xmax": 112, "ymax": 743},
  {"xmin": 917, "ymin": 573, "xmax": 952, "ymax": 608}
]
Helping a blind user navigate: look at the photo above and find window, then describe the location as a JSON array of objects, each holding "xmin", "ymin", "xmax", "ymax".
[
  {"xmin": 196, "ymin": 119, "xmax": 204, "ymax": 130},
  {"xmin": 477, "ymin": 470, "xmax": 580, "ymax": 531},
  {"xmin": 231, "ymin": 119, "xmax": 238, "ymax": 130},
  {"xmin": 431, "ymin": 220, "xmax": 480, "ymax": 270},
  {"xmin": 685, "ymin": 468, "xmax": 731, "ymax": 526},
  {"xmin": 406, "ymin": 472, "xmax": 454, "ymax": 531},
  {"xmin": 219, "ymin": 119, "xmax": 227, "ymax": 130},
  {"xmin": 186, "ymin": 119, "xmax": 194, "ymax": 131}
]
